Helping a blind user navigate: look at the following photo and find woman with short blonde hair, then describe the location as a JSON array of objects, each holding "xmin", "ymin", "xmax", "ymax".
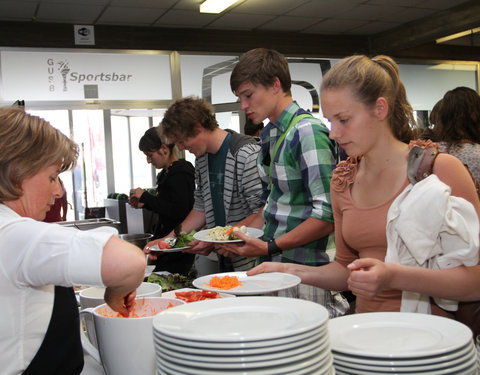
[{"xmin": 0, "ymin": 107, "xmax": 146, "ymax": 374}]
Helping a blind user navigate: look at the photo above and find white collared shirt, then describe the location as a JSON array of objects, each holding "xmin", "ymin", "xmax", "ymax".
[{"xmin": 0, "ymin": 204, "xmax": 115, "ymax": 374}]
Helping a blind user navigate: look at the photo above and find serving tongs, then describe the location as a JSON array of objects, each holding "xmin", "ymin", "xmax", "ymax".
[{"xmin": 164, "ymin": 224, "xmax": 183, "ymax": 247}]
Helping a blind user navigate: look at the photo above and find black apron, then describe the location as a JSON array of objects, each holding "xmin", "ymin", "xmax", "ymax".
[{"xmin": 23, "ymin": 286, "xmax": 84, "ymax": 375}]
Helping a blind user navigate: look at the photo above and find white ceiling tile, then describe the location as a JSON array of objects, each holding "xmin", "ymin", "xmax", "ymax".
[
  {"xmin": 97, "ymin": 6, "xmax": 166, "ymax": 25},
  {"xmin": 257, "ymin": 15, "xmax": 325, "ymax": 32},
  {"xmin": 173, "ymin": 0, "xmax": 209, "ymax": 11},
  {"xmin": 419, "ymin": 0, "xmax": 470, "ymax": 10},
  {"xmin": 233, "ymin": 0, "xmax": 309, "ymax": 15},
  {"xmin": 207, "ymin": 13, "xmax": 274, "ymax": 30},
  {"xmin": 154, "ymin": 9, "xmax": 218, "ymax": 27},
  {"xmin": 0, "ymin": 1, "xmax": 37, "ymax": 21},
  {"xmin": 288, "ymin": 0, "xmax": 361, "ymax": 18},
  {"xmin": 36, "ymin": 3, "xmax": 104, "ymax": 23},
  {"xmin": 347, "ymin": 20, "xmax": 401, "ymax": 35},
  {"xmin": 110, "ymin": 0, "xmax": 177, "ymax": 7},
  {"xmin": 365, "ymin": 0, "xmax": 425, "ymax": 6},
  {"xmin": 388, "ymin": 7, "xmax": 435, "ymax": 23},
  {"xmin": 303, "ymin": 18, "xmax": 368, "ymax": 34},
  {"xmin": 40, "ymin": 0, "xmax": 108, "ymax": 4}
]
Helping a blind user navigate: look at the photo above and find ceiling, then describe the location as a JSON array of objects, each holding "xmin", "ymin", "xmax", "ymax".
[{"xmin": 0, "ymin": 0, "xmax": 478, "ymax": 61}]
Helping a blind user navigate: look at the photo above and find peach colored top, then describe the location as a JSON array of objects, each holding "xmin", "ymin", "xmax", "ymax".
[{"xmin": 331, "ymin": 142, "xmax": 456, "ymax": 316}]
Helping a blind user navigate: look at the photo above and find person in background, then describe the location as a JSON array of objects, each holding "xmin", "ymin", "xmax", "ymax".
[
  {"xmin": 129, "ymin": 127, "xmax": 195, "ymax": 275},
  {"xmin": 43, "ymin": 176, "xmax": 68, "ymax": 222},
  {"xmin": 224, "ymin": 48, "xmax": 343, "ymax": 314},
  {"xmin": 431, "ymin": 86, "xmax": 480, "ymax": 182},
  {"xmin": 244, "ymin": 118, "xmax": 264, "ymax": 138},
  {"xmin": 144, "ymin": 96, "xmax": 264, "ymax": 273},
  {"xmin": 246, "ymin": 55, "xmax": 480, "ymax": 315},
  {"xmin": 0, "ymin": 107, "xmax": 146, "ymax": 375}
]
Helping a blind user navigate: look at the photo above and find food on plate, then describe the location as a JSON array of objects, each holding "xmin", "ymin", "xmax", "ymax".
[
  {"xmin": 206, "ymin": 225, "xmax": 248, "ymax": 241},
  {"xmin": 156, "ymin": 239, "xmax": 172, "ymax": 250},
  {"xmin": 154, "ymin": 230, "xmax": 197, "ymax": 250},
  {"xmin": 174, "ymin": 230, "xmax": 196, "ymax": 248},
  {"xmin": 147, "ymin": 272, "xmax": 196, "ymax": 292},
  {"xmin": 174, "ymin": 290, "xmax": 221, "ymax": 302},
  {"xmin": 98, "ymin": 299, "xmax": 175, "ymax": 318},
  {"xmin": 206, "ymin": 275, "xmax": 242, "ymax": 290}
]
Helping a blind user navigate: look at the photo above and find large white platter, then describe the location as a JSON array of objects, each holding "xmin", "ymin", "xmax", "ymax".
[
  {"xmin": 329, "ymin": 312, "xmax": 473, "ymax": 358},
  {"xmin": 193, "ymin": 227, "xmax": 263, "ymax": 243},
  {"xmin": 152, "ymin": 296, "xmax": 328, "ymax": 342},
  {"xmin": 192, "ymin": 271, "xmax": 300, "ymax": 295}
]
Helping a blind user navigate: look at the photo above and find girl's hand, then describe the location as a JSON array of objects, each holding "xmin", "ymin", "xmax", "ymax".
[{"xmin": 347, "ymin": 258, "xmax": 392, "ymax": 299}]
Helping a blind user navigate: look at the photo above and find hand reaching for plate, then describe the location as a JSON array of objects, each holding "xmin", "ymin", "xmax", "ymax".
[{"xmin": 218, "ymin": 230, "xmax": 268, "ymax": 258}]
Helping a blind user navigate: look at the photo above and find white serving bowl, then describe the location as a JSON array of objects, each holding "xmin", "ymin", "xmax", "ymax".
[{"xmin": 79, "ymin": 281, "xmax": 162, "ymax": 310}]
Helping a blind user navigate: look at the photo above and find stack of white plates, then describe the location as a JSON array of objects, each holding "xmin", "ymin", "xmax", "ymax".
[
  {"xmin": 152, "ymin": 296, "xmax": 335, "ymax": 375},
  {"xmin": 329, "ymin": 312, "xmax": 478, "ymax": 375}
]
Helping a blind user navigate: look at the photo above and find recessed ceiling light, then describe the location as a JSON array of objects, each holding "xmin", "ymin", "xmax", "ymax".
[{"xmin": 199, "ymin": 0, "xmax": 240, "ymax": 14}]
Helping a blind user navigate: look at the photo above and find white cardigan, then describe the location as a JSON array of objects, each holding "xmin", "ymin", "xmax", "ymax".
[{"xmin": 385, "ymin": 174, "xmax": 479, "ymax": 314}]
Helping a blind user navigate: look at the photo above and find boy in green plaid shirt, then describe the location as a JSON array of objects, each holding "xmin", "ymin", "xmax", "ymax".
[
  {"xmin": 222, "ymin": 48, "xmax": 347, "ymax": 314},
  {"xmin": 223, "ymin": 48, "xmax": 338, "ymax": 269}
]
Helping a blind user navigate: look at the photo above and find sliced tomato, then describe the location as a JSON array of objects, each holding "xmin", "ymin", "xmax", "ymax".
[
  {"xmin": 175, "ymin": 290, "xmax": 221, "ymax": 302},
  {"xmin": 157, "ymin": 240, "xmax": 171, "ymax": 249}
]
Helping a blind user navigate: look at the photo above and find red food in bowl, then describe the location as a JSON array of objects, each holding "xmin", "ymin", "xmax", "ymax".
[{"xmin": 174, "ymin": 290, "xmax": 221, "ymax": 302}]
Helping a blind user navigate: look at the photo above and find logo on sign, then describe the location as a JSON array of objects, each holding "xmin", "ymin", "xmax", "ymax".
[
  {"xmin": 58, "ymin": 60, "xmax": 71, "ymax": 92},
  {"xmin": 77, "ymin": 27, "xmax": 90, "ymax": 37},
  {"xmin": 46, "ymin": 57, "xmax": 134, "ymax": 94}
]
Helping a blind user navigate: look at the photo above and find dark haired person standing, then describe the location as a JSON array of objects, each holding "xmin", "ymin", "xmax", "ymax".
[{"xmin": 129, "ymin": 126, "xmax": 195, "ymax": 275}]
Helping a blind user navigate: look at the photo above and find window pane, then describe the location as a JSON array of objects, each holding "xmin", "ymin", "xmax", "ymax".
[
  {"xmin": 111, "ymin": 115, "xmax": 131, "ymax": 195},
  {"xmin": 72, "ymin": 110, "xmax": 107, "ymax": 215},
  {"xmin": 130, "ymin": 117, "xmax": 151, "ymax": 188}
]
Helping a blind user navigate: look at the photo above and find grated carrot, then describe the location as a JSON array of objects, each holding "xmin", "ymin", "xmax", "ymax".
[{"xmin": 206, "ymin": 275, "xmax": 242, "ymax": 290}]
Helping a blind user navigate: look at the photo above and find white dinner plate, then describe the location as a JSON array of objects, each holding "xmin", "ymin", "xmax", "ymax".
[
  {"xmin": 154, "ymin": 323, "xmax": 328, "ymax": 350},
  {"xmin": 152, "ymin": 296, "xmax": 328, "ymax": 342},
  {"xmin": 329, "ymin": 312, "xmax": 472, "ymax": 358},
  {"xmin": 157, "ymin": 350, "xmax": 333, "ymax": 375},
  {"xmin": 161, "ymin": 288, "xmax": 235, "ymax": 301},
  {"xmin": 154, "ymin": 328, "xmax": 327, "ymax": 356},
  {"xmin": 148, "ymin": 244, "xmax": 191, "ymax": 253},
  {"xmin": 155, "ymin": 337, "xmax": 330, "ymax": 369},
  {"xmin": 333, "ymin": 343, "xmax": 475, "ymax": 372},
  {"xmin": 155, "ymin": 332, "xmax": 330, "ymax": 364},
  {"xmin": 332, "ymin": 340, "xmax": 474, "ymax": 367},
  {"xmin": 333, "ymin": 351, "xmax": 477, "ymax": 375},
  {"xmin": 192, "ymin": 271, "xmax": 301, "ymax": 295},
  {"xmin": 193, "ymin": 227, "xmax": 263, "ymax": 243}
]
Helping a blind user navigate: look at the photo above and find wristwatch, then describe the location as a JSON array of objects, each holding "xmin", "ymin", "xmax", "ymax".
[{"xmin": 267, "ymin": 239, "xmax": 282, "ymax": 256}]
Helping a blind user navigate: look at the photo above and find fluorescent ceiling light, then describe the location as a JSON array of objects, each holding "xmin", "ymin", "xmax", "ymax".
[
  {"xmin": 200, "ymin": 0, "xmax": 239, "ymax": 14},
  {"xmin": 436, "ymin": 27, "xmax": 480, "ymax": 44},
  {"xmin": 428, "ymin": 63, "xmax": 478, "ymax": 71}
]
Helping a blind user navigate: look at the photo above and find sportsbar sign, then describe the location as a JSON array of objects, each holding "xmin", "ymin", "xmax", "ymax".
[{"xmin": 0, "ymin": 50, "xmax": 172, "ymax": 101}]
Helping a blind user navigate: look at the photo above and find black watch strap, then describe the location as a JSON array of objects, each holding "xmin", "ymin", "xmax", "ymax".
[{"xmin": 267, "ymin": 239, "xmax": 282, "ymax": 256}]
